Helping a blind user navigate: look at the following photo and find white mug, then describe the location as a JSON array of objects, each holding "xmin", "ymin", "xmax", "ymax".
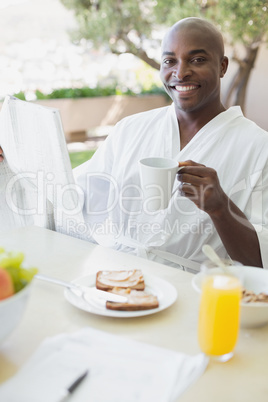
[{"xmin": 139, "ymin": 157, "xmax": 178, "ymax": 211}]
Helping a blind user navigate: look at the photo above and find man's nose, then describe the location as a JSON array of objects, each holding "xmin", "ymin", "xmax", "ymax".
[{"xmin": 172, "ymin": 62, "xmax": 191, "ymax": 80}]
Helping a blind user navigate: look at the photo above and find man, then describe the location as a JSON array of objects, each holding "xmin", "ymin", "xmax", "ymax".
[
  {"xmin": 1, "ymin": 18, "xmax": 268, "ymax": 271},
  {"xmin": 75, "ymin": 16, "xmax": 268, "ymax": 271}
]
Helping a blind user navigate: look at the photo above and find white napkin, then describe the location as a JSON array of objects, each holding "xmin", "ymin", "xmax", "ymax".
[{"xmin": 0, "ymin": 328, "xmax": 208, "ymax": 402}]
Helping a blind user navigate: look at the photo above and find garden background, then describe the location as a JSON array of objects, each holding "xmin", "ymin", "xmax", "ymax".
[{"xmin": 1, "ymin": 0, "xmax": 268, "ymax": 168}]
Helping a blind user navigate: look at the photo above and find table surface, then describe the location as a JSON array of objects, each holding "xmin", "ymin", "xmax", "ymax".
[{"xmin": 0, "ymin": 226, "xmax": 267, "ymax": 402}]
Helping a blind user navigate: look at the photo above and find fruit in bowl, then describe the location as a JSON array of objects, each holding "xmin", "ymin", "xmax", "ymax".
[
  {"xmin": 0, "ymin": 267, "xmax": 14, "ymax": 300},
  {"xmin": 0, "ymin": 248, "xmax": 38, "ymax": 344}
]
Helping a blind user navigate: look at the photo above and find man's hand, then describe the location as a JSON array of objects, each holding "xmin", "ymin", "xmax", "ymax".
[
  {"xmin": 177, "ymin": 160, "xmax": 228, "ymax": 217},
  {"xmin": 177, "ymin": 160, "xmax": 262, "ymax": 267},
  {"xmin": 0, "ymin": 147, "xmax": 3, "ymax": 162}
]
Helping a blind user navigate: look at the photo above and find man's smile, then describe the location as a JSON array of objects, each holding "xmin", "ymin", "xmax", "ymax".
[{"xmin": 174, "ymin": 85, "xmax": 200, "ymax": 92}]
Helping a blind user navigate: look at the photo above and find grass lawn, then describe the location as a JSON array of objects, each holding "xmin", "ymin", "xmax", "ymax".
[{"xmin": 69, "ymin": 150, "xmax": 95, "ymax": 168}]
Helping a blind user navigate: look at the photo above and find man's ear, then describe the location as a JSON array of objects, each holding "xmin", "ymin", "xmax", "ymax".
[{"xmin": 220, "ymin": 56, "xmax": 229, "ymax": 78}]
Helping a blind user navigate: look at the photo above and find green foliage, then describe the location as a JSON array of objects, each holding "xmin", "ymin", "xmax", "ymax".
[
  {"xmin": 41, "ymin": 86, "xmax": 124, "ymax": 99},
  {"xmin": 59, "ymin": 0, "xmax": 268, "ymax": 108},
  {"xmin": 12, "ymin": 91, "xmax": 26, "ymax": 100},
  {"xmin": 60, "ymin": 0, "xmax": 268, "ymax": 61},
  {"xmin": 35, "ymin": 90, "xmax": 47, "ymax": 100},
  {"xmin": 61, "ymin": 0, "xmax": 155, "ymax": 50},
  {"xmin": 69, "ymin": 149, "xmax": 95, "ymax": 168},
  {"xmin": 215, "ymin": 0, "xmax": 268, "ymax": 45},
  {"xmin": 9, "ymin": 84, "xmax": 167, "ymax": 101}
]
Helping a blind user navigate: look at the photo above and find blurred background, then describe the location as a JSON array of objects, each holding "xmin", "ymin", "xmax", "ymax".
[
  {"xmin": 1, "ymin": 0, "xmax": 268, "ymax": 167},
  {"xmin": 0, "ymin": 0, "xmax": 161, "ymax": 98}
]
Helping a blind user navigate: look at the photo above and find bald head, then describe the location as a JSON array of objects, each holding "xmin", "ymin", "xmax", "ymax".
[
  {"xmin": 160, "ymin": 17, "xmax": 229, "ymax": 117},
  {"xmin": 162, "ymin": 17, "xmax": 225, "ymax": 59}
]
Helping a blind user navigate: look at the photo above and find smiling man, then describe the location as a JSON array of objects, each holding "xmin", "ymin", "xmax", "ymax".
[
  {"xmin": 160, "ymin": 18, "xmax": 228, "ymax": 146},
  {"xmin": 73, "ymin": 17, "xmax": 268, "ymax": 270},
  {"xmin": 1, "ymin": 18, "xmax": 268, "ymax": 271}
]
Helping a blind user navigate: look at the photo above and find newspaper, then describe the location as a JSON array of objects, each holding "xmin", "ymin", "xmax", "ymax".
[
  {"xmin": 0, "ymin": 327, "xmax": 209, "ymax": 402},
  {"xmin": 0, "ymin": 95, "xmax": 84, "ymax": 236}
]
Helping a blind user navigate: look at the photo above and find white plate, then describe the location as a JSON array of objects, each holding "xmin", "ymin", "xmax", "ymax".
[{"xmin": 64, "ymin": 273, "xmax": 177, "ymax": 318}]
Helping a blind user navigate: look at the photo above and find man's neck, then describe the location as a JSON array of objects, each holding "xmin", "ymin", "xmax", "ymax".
[{"xmin": 176, "ymin": 104, "xmax": 226, "ymax": 150}]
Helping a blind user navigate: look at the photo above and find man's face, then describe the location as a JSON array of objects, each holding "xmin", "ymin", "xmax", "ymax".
[{"xmin": 160, "ymin": 26, "xmax": 227, "ymax": 115}]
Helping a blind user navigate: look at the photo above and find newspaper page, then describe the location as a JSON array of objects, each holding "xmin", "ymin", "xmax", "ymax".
[{"xmin": 0, "ymin": 95, "xmax": 84, "ymax": 237}]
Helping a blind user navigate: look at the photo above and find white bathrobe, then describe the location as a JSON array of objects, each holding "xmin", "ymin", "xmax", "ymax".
[{"xmin": 73, "ymin": 104, "xmax": 268, "ymax": 271}]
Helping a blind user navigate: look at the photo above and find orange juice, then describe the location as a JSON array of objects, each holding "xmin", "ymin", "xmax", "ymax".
[{"xmin": 198, "ymin": 274, "xmax": 241, "ymax": 359}]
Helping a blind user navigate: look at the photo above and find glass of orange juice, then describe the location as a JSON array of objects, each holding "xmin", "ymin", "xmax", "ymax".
[{"xmin": 198, "ymin": 263, "xmax": 242, "ymax": 362}]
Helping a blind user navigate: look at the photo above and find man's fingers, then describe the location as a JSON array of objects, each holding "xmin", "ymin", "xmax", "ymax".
[
  {"xmin": 177, "ymin": 166, "xmax": 208, "ymax": 179},
  {"xmin": 178, "ymin": 166, "xmax": 218, "ymax": 183},
  {"xmin": 179, "ymin": 160, "xmax": 206, "ymax": 168},
  {"xmin": 179, "ymin": 183, "xmax": 196, "ymax": 196},
  {"xmin": 178, "ymin": 173, "xmax": 204, "ymax": 186}
]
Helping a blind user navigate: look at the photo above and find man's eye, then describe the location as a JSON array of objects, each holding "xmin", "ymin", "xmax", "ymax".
[
  {"xmin": 192, "ymin": 57, "xmax": 206, "ymax": 63},
  {"xmin": 163, "ymin": 59, "xmax": 175, "ymax": 65}
]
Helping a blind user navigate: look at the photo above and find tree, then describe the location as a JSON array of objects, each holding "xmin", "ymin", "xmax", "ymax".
[{"xmin": 60, "ymin": 0, "xmax": 268, "ymax": 111}]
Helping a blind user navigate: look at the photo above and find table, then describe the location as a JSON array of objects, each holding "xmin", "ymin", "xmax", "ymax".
[{"xmin": 0, "ymin": 226, "xmax": 267, "ymax": 401}]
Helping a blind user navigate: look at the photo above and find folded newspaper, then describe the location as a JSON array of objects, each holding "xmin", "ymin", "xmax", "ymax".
[
  {"xmin": 0, "ymin": 327, "xmax": 209, "ymax": 402},
  {"xmin": 0, "ymin": 95, "xmax": 84, "ymax": 236}
]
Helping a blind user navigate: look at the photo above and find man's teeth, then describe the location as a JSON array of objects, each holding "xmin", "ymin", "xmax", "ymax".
[{"xmin": 175, "ymin": 86, "xmax": 197, "ymax": 92}]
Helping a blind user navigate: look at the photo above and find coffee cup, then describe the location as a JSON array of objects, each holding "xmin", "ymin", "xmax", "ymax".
[{"xmin": 139, "ymin": 157, "xmax": 178, "ymax": 211}]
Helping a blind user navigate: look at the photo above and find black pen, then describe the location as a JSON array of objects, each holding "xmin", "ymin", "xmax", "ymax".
[{"xmin": 58, "ymin": 370, "xmax": 89, "ymax": 401}]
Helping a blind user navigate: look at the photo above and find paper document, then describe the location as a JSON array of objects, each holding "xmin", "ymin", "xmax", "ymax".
[
  {"xmin": 0, "ymin": 95, "xmax": 84, "ymax": 236},
  {"xmin": 0, "ymin": 328, "xmax": 208, "ymax": 402}
]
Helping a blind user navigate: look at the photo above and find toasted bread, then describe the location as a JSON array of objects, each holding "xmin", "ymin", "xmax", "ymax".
[
  {"xmin": 96, "ymin": 270, "xmax": 145, "ymax": 291},
  {"xmin": 106, "ymin": 287, "xmax": 159, "ymax": 311}
]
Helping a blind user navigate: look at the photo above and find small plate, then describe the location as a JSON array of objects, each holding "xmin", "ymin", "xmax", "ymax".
[{"xmin": 64, "ymin": 273, "xmax": 177, "ymax": 318}]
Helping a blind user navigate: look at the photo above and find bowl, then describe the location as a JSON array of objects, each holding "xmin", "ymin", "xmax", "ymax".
[
  {"xmin": 192, "ymin": 266, "xmax": 268, "ymax": 328},
  {"xmin": 0, "ymin": 281, "xmax": 32, "ymax": 345}
]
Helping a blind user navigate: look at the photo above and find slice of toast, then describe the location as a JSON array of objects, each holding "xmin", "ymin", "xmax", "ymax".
[
  {"xmin": 96, "ymin": 270, "xmax": 145, "ymax": 291},
  {"xmin": 106, "ymin": 287, "xmax": 159, "ymax": 311}
]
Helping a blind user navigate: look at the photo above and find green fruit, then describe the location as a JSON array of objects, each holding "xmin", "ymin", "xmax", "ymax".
[
  {"xmin": 0, "ymin": 248, "xmax": 38, "ymax": 293},
  {"xmin": 0, "ymin": 251, "xmax": 25, "ymax": 269}
]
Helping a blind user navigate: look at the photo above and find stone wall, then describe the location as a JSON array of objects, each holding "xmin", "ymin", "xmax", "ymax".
[{"xmin": 34, "ymin": 95, "xmax": 171, "ymax": 142}]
